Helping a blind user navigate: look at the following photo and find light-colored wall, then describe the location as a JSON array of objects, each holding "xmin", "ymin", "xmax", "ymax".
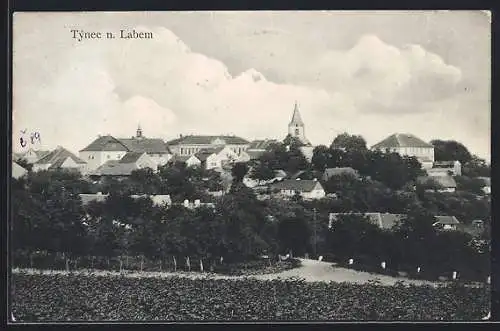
[
  {"xmin": 136, "ymin": 153, "xmax": 158, "ymax": 172},
  {"xmin": 79, "ymin": 151, "xmax": 127, "ymax": 171},
  {"xmin": 186, "ymin": 156, "xmax": 202, "ymax": 167},
  {"xmin": 172, "ymin": 143, "xmax": 249, "ymax": 156},
  {"xmin": 289, "ymin": 124, "xmax": 305, "ymax": 142},
  {"xmin": 148, "ymin": 153, "xmax": 172, "ymax": 166},
  {"xmin": 32, "ymin": 163, "xmax": 51, "ymax": 172}
]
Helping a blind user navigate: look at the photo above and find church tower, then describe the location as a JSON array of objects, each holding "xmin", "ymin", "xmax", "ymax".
[
  {"xmin": 136, "ymin": 124, "xmax": 143, "ymax": 139},
  {"xmin": 288, "ymin": 101, "xmax": 309, "ymax": 144}
]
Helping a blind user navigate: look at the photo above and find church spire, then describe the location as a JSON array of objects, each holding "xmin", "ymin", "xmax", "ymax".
[
  {"xmin": 289, "ymin": 101, "xmax": 304, "ymax": 126},
  {"xmin": 136, "ymin": 123, "xmax": 143, "ymax": 138}
]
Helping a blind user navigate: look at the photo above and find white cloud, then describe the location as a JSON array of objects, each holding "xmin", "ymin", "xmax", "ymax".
[{"xmin": 12, "ymin": 19, "xmax": 488, "ymax": 159}]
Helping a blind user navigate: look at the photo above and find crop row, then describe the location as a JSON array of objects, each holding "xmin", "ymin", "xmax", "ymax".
[{"xmin": 11, "ymin": 273, "xmax": 490, "ymax": 321}]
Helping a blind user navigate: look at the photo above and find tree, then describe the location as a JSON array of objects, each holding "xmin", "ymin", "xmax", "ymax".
[
  {"xmin": 462, "ymin": 155, "xmax": 491, "ymax": 177},
  {"xmin": 454, "ymin": 176, "xmax": 486, "ymax": 195},
  {"xmin": 330, "ymin": 133, "xmax": 367, "ymax": 152},
  {"xmin": 431, "ymin": 139, "xmax": 473, "ymax": 165},
  {"xmin": 311, "ymin": 145, "xmax": 331, "ymax": 172},
  {"xmin": 231, "ymin": 162, "xmax": 248, "ymax": 184}
]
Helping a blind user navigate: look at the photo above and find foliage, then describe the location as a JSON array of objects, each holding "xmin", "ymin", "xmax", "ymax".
[
  {"xmin": 431, "ymin": 139, "xmax": 473, "ymax": 165},
  {"xmin": 330, "ymin": 132, "xmax": 368, "ymax": 152},
  {"xmin": 15, "ymin": 158, "xmax": 33, "ymax": 172},
  {"xmin": 12, "ymin": 273, "xmax": 490, "ymax": 321},
  {"xmin": 462, "ymin": 155, "xmax": 491, "ymax": 178}
]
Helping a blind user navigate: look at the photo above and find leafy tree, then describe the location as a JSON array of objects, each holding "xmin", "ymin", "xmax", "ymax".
[
  {"xmin": 231, "ymin": 162, "xmax": 248, "ymax": 184},
  {"xmin": 311, "ymin": 145, "xmax": 330, "ymax": 172},
  {"xmin": 431, "ymin": 139, "xmax": 473, "ymax": 165},
  {"xmin": 330, "ymin": 133, "xmax": 368, "ymax": 152},
  {"xmin": 462, "ymin": 155, "xmax": 491, "ymax": 177},
  {"xmin": 454, "ymin": 176, "xmax": 486, "ymax": 195}
]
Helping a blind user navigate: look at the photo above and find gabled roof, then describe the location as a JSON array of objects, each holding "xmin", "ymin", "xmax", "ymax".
[
  {"xmin": 118, "ymin": 138, "xmax": 170, "ymax": 154},
  {"xmin": 289, "ymin": 102, "xmax": 304, "ymax": 126},
  {"xmin": 290, "ymin": 170, "xmax": 307, "ymax": 180},
  {"xmin": 323, "ymin": 167, "xmax": 359, "ymax": 179},
  {"xmin": 434, "ymin": 215, "xmax": 460, "ymax": 225},
  {"xmin": 417, "ymin": 175, "xmax": 457, "ymax": 188},
  {"xmin": 80, "ymin": 135, "xmax": 130, "ymax": 152},
  {"xmin": 12, "ymin": 162, "xmax": 28, "ymax": 179},
  {"xmin": 274, "ymin": 170, "xmax": 288, "ymax": 178},
  {"xmin": 372, "ymin": 133, "xmax": 434, "ymax": 149},
  {"xmin": 248, "ymin": 139, "xmax": 279, "ymax": 150},
  {"xmin": 167, "ymin": 135, "xmax": 249, "ymax": 146},
  {"xmin": 195, "ymin": 147, "xmax": 225, "ymax": 161},
  {"xmin": 119, "ymin": 152, "xmax": 146, "ymax": 164},
  {"xmin": 35, "ymin": 147, "xmax": 86, "ymax": 168},
  {"xmin": 92, "ymin": 161, "xmax": 139, "ymax": 176},
  {"xmin": 169, "ymin": 154, "xmax": 201, "ymax": 164},
  {"xmin": 271, "ymin": 179, "xmax": 323, "ymax": 192}
]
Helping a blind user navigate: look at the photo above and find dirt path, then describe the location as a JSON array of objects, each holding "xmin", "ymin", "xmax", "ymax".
[{"xmin": 12, "ymin": 258, "xmax": 443, "ymax": 287}]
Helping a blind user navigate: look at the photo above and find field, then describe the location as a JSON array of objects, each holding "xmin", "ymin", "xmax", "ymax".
[{"xmin": 11, "ymin": 271, "xmax": 490, "ymax": 321}]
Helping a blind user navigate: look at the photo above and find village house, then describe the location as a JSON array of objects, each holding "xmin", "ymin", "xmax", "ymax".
[
  {"xmin": 271, "ymin": 178, "xmax": 326, "ymax": 200},
  {"xmin": 371, "ymin": 133, "xmax": 435, "ymax": 169},
  {"xmin": 167, "ymin": 134, "xmax": 250, "ymax": 157},
  {"xmin": 13, "ymin": 148, "xmax": 50, "ymax": 164},
  {"xmin": 32, "ymin": 146, "xmax": 87, "ymax": 173},
  {"xmin": 168, "ymin": 154, "xmax": 202, "ymax": 168},
  {"xmin": 79, "ymin": 126, "xmax": 172, "ymax": 172},
  {"xmin": 417, "ymin": 175, "xmax": 457, "ymax": 193},
  {"xmin": 246, "ymin": 139, "xmax": 279, "ymax": 160},
  {"xmin": 322, "ymin": 167, "xmax": 360, "ymax": 182},
  {"xmin": 90, "ymin": 151, "xmax": 157, "ymax": 179},
  {"xmin": 12, "ymin": 161, "xmax": 28, "ymax": 179},
  {"xmin": 426, "ymin": 160, "xmax": 462, "ymax": 177},
  {"xmin": 195, "ymin": 146, "xmax": 239, "ymax": 170},
  {"xmin": 433, "ymin": 216, "xmax": 460, "ymax": 231}
]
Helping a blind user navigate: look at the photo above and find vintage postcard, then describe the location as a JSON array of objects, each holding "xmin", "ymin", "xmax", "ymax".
[{"xmin": 10, "ymin": 11, "xmax": 491, "ymax": 322}]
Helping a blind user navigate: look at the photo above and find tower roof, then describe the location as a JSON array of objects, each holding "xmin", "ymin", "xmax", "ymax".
[{"xmin": 289, "ymin": 101, "xmax": 304, "ymax": 126}]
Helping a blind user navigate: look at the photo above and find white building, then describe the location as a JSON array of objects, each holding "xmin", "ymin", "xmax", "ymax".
[
  {"xmin": 33, "ymin": 146, "xmax": 87, "ymax": 173},
  {"xmin": 167, "ymin": 135, "xmax": 250, "ymax": 157},
  {"xmin": 371, "ymin": 133, "xmax": 435, "ymax": 169},
  {"xmin": 271, "ymin": 179, "xmax": 326, "ymax": 200},
  {"xmin": 79, "ymin": 126, "xmax": 171, "ymax": 172}
]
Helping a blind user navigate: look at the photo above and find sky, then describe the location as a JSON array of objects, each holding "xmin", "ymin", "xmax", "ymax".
[{"xmin": 12, "ymin": 11, "xmax": 491, "ymax": 160}]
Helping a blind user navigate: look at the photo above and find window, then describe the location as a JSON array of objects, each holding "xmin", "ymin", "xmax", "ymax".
[
  {"xmin": 181, "ymin": 148, "xmax": 184, "ymax": 155},
  {"xmin": 107, "ymin": 155, "xmax": 110, "ymax": 159},
  {"xmin": 295, "ymin": 128, "xmax": 300, "ymax": 135}
]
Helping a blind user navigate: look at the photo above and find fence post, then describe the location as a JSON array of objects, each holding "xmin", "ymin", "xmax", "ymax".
[
  {"xmin": 74, "ymin": 258, "xmax": 78, "ymax": 270},
  {"xmin": 65, "ymin": 258, "xmax": 69, "ymax": 272},
  {"xmin": 173, "ymin": 256, "xmax": 177, "ymax": 272},
  {"xmin": 200, "ymin": 259, "xmax": 204, "ymax": 273},
  {"xmin": 126, "ymin": 255, "xmax": 129, "ymax": 269},
  {"xmin": 91, "ymin": 256, "xmax": 94, "ymax": 270},
  {"xmin": 120, "ymin": 257, "xmax": 123, "ymax": 273},
  {"xmin": 159, "ymin": 259, "xmax": 163, "ymax": 272}
]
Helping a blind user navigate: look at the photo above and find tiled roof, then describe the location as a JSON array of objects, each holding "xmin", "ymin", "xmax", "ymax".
[
  {"xmin": 80, "ymin": 135, "xmax": 130, "ymax": 152},
  {"xmin": 323, "ymin": 167, "xmax": 359, "ymax": 179},
  {"xmin": 372, "ymin": 133, "xmax": 434, "ymax": 149},
  {"xmin": 12, "ymin": 162, "xmax": 28, "ymax": 179},
  {"xmin": 119, "ymin": 152, "xmax": 145, "ymax": 164},
  {"xmin": 118, "ymin": 138, "xmax": 170, "ymax": 154},
  {"xmin": 290, "ymin": 170, "xmax": 307, "ymax": 180},
  {"xmin": 271, "ymin": 179, "xmax": 322, "ymax": 192},
  {"xmin": 169, "ymin": 155, "xmax": 198, "ymax": 163},
  {"xmin": 195, "ymin": 147, "xmax": 225, "ymax": 161},
  {"xmin": 417, "ymin": 175, "xmax": 457, "ymax": 188},
  {"xmin": 92, "ymin": 160, "xmax": 139, "ymax": 176},
  {"xmin": 248, "ymin": 139, "xmax": 279, "ymax": 150},
  {"xmin": 167, "ymin": 135, "xmax": 250, "ymax": 146},
  {"xmin": 434, "ymin": 215, "xmax": 460, "ymax": 225},
  {"xmin": 36, "ymin": 147, "xmax": 86, "ymax": 168}
]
